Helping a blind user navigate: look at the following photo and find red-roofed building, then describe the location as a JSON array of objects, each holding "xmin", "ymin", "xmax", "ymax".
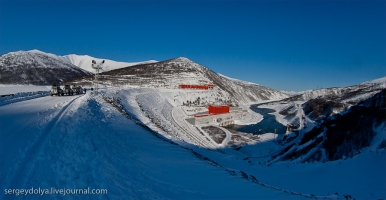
[{"xmin": 179, "ymin": 84, "xmax": 216, "ymax": 90}]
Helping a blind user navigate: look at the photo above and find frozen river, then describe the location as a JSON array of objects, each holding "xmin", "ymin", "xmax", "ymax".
[{"xmin": 228, "ymin": 104, "xmax": 286, "ymax": 135}]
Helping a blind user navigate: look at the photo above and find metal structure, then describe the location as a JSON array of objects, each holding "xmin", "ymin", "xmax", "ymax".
[{"xmin": 91, "ymin": 60, "xmax": 105, "ymax": 94}]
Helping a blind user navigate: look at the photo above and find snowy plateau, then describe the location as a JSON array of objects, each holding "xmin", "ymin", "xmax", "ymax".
[{"xmin": 0, "ymin": 50, "xmax": 385, "ymax": 200}]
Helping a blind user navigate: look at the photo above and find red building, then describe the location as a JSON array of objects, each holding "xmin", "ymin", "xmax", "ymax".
[
  {"xmin": 208, "ymin": 105, "xmax": 230, "ymax": 115},
  {"xmin": 179, "ymin": 84, "xmax": 216, "ymax": 90}
]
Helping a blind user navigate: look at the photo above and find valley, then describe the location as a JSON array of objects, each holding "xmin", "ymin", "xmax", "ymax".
[{"xmin": 0, "ymin": 50, "xmax": 385, "ymax": 199}]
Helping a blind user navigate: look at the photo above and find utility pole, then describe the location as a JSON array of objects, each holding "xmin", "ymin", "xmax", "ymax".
[{"xmin": 91, "ymin": 60, "xmax": 104, "ymax": 94}]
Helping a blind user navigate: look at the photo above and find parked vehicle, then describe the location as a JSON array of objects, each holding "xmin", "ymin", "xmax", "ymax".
[
  {"xmin": 71, "ymin": 85, "xmax": 83, "ymax": 95},
  {"xmin": 50, "ymin": 84, "xmax": 64, "ymax": 96},
  {"xmin": 63, "ymin": 85, "xmax": 74, "ymax": 96}
]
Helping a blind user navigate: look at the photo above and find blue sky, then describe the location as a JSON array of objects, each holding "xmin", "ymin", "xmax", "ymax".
[{"xmin": 0, "ymin": 0, "xmax": 385, "ymax": 91}]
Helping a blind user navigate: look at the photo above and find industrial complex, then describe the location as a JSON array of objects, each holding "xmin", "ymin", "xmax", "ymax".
[{"xmin": 186, "ymin": 105, "xmax": 248, "ymax": 126}]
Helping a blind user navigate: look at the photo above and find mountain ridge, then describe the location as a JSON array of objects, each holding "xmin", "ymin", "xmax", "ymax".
[
  {"xmin": 61, "ymin": 54, "xmax": 157, "ymax": 73},
  {"xmin": 0, "ymin": 50, "xmax": 91, "ymax": 85},
  {"xmin": 70, "ymin": 56, "xmax": 289, "ymax": 104}
]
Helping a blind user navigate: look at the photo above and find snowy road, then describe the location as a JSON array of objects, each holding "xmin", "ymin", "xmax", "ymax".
[
  {"xmin": 1, "ymin": 95, "xmax": 81, "ymax": 192},
  {"xmin": 172, "ymin": 106, "xmax": 218, "ymax": 148},
  {"xmin": 0, "ymin": 93, "xmax": 300, "ymax": 199}
]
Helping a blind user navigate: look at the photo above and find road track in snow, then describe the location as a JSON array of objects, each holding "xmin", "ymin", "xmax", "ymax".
[
  {"xmin": 170, "ymin": 104, "xmax": 217, "ymax": 148},
  {"xmin": 136, "ymin": 92, "xmax": 217, "ymax": 148},
  {"xmin": 2, "ymin": 94, "xmax": 82, "ymax": 190}
]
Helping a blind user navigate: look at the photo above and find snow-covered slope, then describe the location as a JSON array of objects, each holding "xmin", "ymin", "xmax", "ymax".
[
  {"xmin": 0, "ymin": 93, "xmax": 302, "ymax": 199},
  {"xmin": 61, "ymin": 54, "xmax": 157, "ymax": 73},
  {"xmin": 0, "ymin": 49, "xmax": 157, "ymax": 85},
  {"xmin": 254, "ymin": 78, "xmax": 386, "ymax": 164},
  {"xmin": 263, "ymin": 89, "xmax": 386, "ymax": 164},
  {"xmin": 0, "ymin": 50, "xmax": 91, "ymax": 85},
  {"xmin": 210, "ymin": 72, "xmax": 289, "ymax": 104},
  {"xmin": 282, "ymin": 76, "xmax": 386, "ymax": 104},
  {"xmin": 0, "ymin": 87, "xmax": 384, "ymax": 199},
  {"xmin": 73, "ymin": 57, "xmax": 289, "ymax": 104},
  {"xmin": 364, "ymin": 76, "xmax": 386, "ymax": 85}
]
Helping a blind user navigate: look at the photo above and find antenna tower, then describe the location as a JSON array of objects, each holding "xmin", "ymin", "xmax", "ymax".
[{"xmin": 91, "ymin": 60, "xmax": 105, "ymax": 94}]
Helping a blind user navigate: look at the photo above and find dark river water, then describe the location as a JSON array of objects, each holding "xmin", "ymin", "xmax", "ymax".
[{"xmin": 227, "ymin": 104, "xmax": 286, "ymax": 135}]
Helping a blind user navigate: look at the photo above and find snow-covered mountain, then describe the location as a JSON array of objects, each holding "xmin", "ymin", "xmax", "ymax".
[
  {"xmin": 283, "ymin": 77, "xmax": 386, "ymax": 104},
  {"xmin": 61, "ymin": 54, "xmax": 157, "ymax": 73},
  {"xmin": 0, "ymin": 50, "xmax": 158, "ymax": 85},
  {"xmin": 363, "ymin": 76, "xmax": 386, "ymax": 85},
  {"xmin": 0, "ymin": 50, "xmax": 91, "ymax": 85},
  {"xmin": 72, "ymin": 57, "xmax": 289, "ymax": 104},
  {"xmin": 271, "ymin": 89, "xmax": 386, "ymax": 162},
  {"xmin": 254, "ymin": 78, "xmax": 386, "ymax": 163},
  {"xmin": 0, "ymin": 57, "xmax": 384, "ymax": 199}
]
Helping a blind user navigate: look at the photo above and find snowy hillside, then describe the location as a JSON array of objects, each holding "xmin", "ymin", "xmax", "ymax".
[
  {"xmin": 0, "ymin": 50, "xmax": 91, "ymax": 85},
  {"xmin": 289, "ymin": 76, "xmax": 386, "ymax": 102},
  {"xmin": 70, "ymin": 57, "xmax": 289, "ymax": 104},
  {"xmin": 0, "ymin": 86, "xmax": 384, "ymax": 199},
  {"xmin": 1, "ymin": 51, "xmax": 384, "ymax": 199},
  {"xmin": 61, "ymin": 54, "xmax": 157, "ymax": 73},
  {"xmin": 0, "ymin": 49, "xmax": 157, "ymax": 85},
  {"xmin": 252, "ymin": 81, "xmax": 386, "ymax": 164},
  {"xmin": 0, "ymin": 93, "xmax": 297, "ymax": 199},
  {"xmin": 65, "ymin": 54, "xmax": 292, "ymax": 150},
  {"xmin": 364, "ymin": 76, "xmax": 386, "ymax": 85}
]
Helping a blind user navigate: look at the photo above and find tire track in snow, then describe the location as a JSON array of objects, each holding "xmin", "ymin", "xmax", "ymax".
[{"xmin": 3, "ymin": 95, "xmax": 81, "ymax": 190}]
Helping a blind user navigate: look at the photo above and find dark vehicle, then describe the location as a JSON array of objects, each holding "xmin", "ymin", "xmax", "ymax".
[
  {"xmin": 71, "ymin": 85, "xmax": 83, "ymax": 95},
  {"xmin": 50, "ymin": 84, "xmax": 64, "ymax": 96},
  {"xmin": 63, "ymin": 85, "xmax": 74, "ymax": 96}
]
